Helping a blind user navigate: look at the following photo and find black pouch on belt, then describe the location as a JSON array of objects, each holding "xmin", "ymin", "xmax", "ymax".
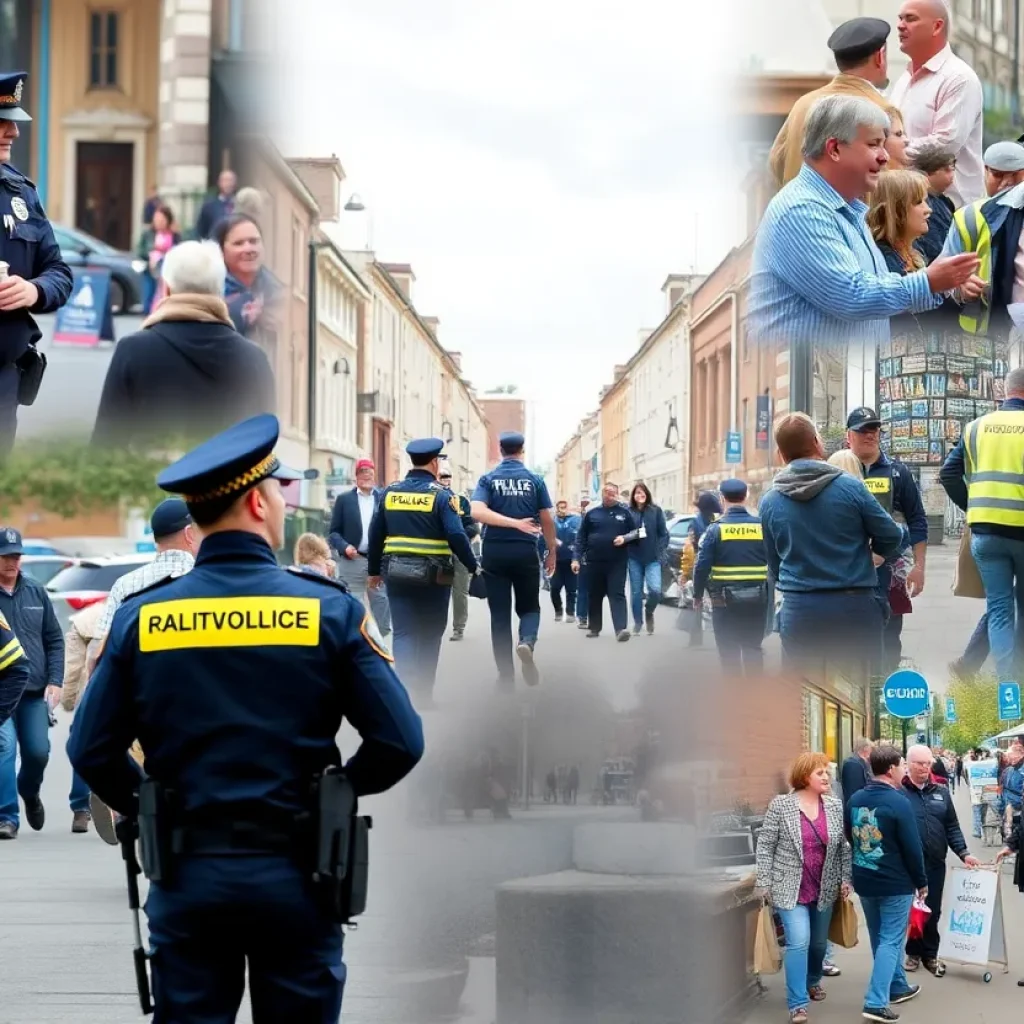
[
  {"xmin": 15, "ymin": 344, "xmax": 46, "ymax": 406},
  {"xmin": 384, "ymin": 556, "xmax": 434, "ymax": 586},
  {"xmin": 722, "ymin": 583, "xmax": 768, "ymax": 606}
]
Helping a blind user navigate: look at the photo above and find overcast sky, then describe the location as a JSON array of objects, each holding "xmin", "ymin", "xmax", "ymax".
[{"xmin": 271, "ymin": 1, "xmax": 745, "ymax": 465}]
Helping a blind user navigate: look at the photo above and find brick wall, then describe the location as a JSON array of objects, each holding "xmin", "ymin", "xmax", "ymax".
[{"xmin": 480, "ymin": 398, "xmax": 526, "ymax": 465}]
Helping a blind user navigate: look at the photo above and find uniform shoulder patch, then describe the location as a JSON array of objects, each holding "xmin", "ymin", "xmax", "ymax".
[
  {"xmin": 449, "ymin": 495, "xmax": 461, "ymax": 514},
  {"xmin": 359, "ymin": 611, "xmax": 394, "ymax": 662},
  {"xmin": 286, "ymin": 565, "xmax": 349, "ymax": 593}
]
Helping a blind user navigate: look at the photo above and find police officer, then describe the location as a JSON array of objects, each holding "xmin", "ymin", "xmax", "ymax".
[
  {"xmin": 0, "ymin": 72, "xmax": 73, "ymax": 456},
  {"xmin": 367, "ymin": 438, "xmax": 478, "ymax": 704},
  {"xmin": 846, "ymin": 407, "xmax": 928, "ymax": 674},
  {"xmin": 438, "ymin": 462, "xmax": 478, "ymax": 642},
  {"xmin": 470, "ymin": 431, "xmax": 555, "ymax": 689},
  {"xmin": 0, "ymin": 606, "xmax": 27, "ymax": 729},
  {"xmin": 692, "ymin": 479, "xmax": 769, "ymax": 675},
  {"xmin": 67, "ymin": 413, "xmax": 424, "ymax": 1023}
]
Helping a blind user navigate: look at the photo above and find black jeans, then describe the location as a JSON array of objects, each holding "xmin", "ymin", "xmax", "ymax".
[
  {"xmin": 482, "ymin": 545, "xmax": 541, "ymax": 682},
  {"xmin": 711, "ymin": 601, "xmax": 767, "ymax": 675},
  {"xmin": 549, "ymin": 562, "xmax": 577, "ymax": 617},
  {"xmin": 905, "ymin": 862, "xmax": 946, "ymax": 961},
  {"xmin": 587, "ymin": 559, "xmax": 628, "ymax": 635}
]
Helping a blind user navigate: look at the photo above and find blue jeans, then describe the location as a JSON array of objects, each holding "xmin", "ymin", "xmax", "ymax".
[
  {"xmin": 970, "ymin": 531, "xmax": 1024, "ymax": 683},
  {"xmin": 576, "ymin": 565, "xmax": 590, "ymax": 622},
  {"xmin": 0, "ymin": 694, "xmax": 91, "ymax": 827},
  {"xmin": 776, "ymin": 903, "xmax": 833, "ymax": 1012},
  {"xmin": 779, "ymin": 589, "xmax": 885, "ymax": 679},
  {"xmin": 860, "ymin": 893, "xmax": 913, "ymax": 1009},
  {"xmin": 628, "ymin": 560, "xmax": 662, "ymax": 626}
]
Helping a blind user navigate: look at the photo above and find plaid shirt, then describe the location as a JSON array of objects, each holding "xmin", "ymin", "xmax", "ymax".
[{"xmin": 94, "ymin": 549, "xmax": 195, "ymax": 641}]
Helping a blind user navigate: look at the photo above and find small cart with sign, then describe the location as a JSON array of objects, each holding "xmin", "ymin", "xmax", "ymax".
[{"xmin": 937, "ymin": 865, "xmax": 1009, "ymax": 983}]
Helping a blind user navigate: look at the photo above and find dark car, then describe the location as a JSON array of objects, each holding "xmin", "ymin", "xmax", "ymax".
[{"xmin": 52, "ymin": 223, "xmax": 146, "ymax": 314}]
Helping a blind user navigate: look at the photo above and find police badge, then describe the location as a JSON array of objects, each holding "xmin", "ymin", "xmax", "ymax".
[{"xmin": 10, "ymin": 198, "xmax": 28, "ymax": 222}]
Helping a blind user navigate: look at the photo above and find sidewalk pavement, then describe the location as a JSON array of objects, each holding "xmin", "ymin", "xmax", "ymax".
[{"xmin": 746, "ymin": 788, "xmax": 1020, "ymax": 1024}]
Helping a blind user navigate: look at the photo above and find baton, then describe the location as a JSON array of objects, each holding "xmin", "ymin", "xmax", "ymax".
[{"xmin": 121, "ymin": 829, "xmax": 154, "ymax": 1015}]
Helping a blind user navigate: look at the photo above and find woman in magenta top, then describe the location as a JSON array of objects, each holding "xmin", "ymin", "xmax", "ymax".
[
  {"xmin": 137, "ymin": 205, "xmax": 181, "ymax": 314},
  {"xmin": 756, "ymin": 753, "xmax": 852, "ymax": 1024}
]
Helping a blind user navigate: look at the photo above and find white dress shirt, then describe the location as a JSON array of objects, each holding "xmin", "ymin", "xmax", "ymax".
[
  {"xmin": 356, "ymin": 490, "xmax": 375, "ymax": 554},
  {"xmin": 889, "ymin": 44, "xmax": 984, "ymax": 208}
]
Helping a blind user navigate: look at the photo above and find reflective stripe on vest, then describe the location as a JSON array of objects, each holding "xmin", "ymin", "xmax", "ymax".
[
  {"xmin": 709, "ymin": 565, "xmax": 768, "ymax": 582},
  {"xmin": 953, "ymin": 200, "xmax": 992, "ymax": 335},
  {"xmin": 382, "ymin": 536, "xmax": 452, "ymax": 556},
  {"xmin": 964, "ymin": 411, "xmax": 1024, "ymax": 527}
]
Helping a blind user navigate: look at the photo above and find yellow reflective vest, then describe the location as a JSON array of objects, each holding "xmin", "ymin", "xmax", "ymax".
[
  {"xmin": 964, "ymin": 410, "xmax": 1024, "ymax": 528},
  {"xmin": 952, "ymin": 199, "xmax": 994, "ymax": 335}
]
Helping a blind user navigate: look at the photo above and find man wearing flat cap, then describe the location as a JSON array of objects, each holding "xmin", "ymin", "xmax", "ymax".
[
  {"xmin": 0, "ymin": 70, "xmax": 73, "ymax": 456},
  {"xmin": 937, "ymin": 140, "xmax": 1024, "ymax": 339},
  {"xmin": 769, "ymin": 17, "xmax": 892, "ymax": 188},
  {"xmin": 68, "ymin": 413, "xmax": 425, "ymax": 1020}
]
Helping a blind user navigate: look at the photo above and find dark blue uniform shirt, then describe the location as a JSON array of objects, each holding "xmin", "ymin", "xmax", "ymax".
[
  {"xmin": 67, "ymin": 531, "xmax": 425, "ymax": 820},
  {"xmin": 0, "ymin": 162, "xmax": 73, "ymax": 364},
  {"xmin": 576, "ymin": 502, "xmax": 634, "ymax": 562},
  {"xmin": 472, "ymin": 459, "xmax": 552, "ymax": 546},
  {"xmin": 366, "ymin": 469, "xmax": 476, "ymax": 575},
  {"xmin": 692, "ymin": 506, "xmax": 768, "ymax": 601}
]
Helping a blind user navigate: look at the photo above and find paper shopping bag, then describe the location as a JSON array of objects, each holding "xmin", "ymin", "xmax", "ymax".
[
  {"xmin": 953, "ymin": 527, "xmax": 985, "ymax": 599},
  {"xmin": 828, "ymin": 896, "xmax": 859, "ymax": 948},
  {"xmin": 754, "ymin": 903, "xmax": 783, "ymax": 974}
]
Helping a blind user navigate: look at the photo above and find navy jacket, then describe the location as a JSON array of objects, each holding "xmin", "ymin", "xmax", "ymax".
[
  {"xmin": 901, "ymin": 777, "xmax": 969, "ymax": 866},
  {"xmin": 848, "ymin": 781, "xmax": 927, "ymax": 898},
  {"xmin": 194, "ymin": 194, "xmax": 235, "ymax": 240},
  {"xmin": 328, "ymin": 487, "xmax": 382, "ymax": 555},
  {"xmin": 577, "ymin": 502, "xmax": 634, "ymax": 563},
  {"xmin": 68, "ymin": 531, "xmax": 425, "ymax": 821},
  {"xmin": 918, "ymin": 192, "xmax": 954, "ymax": 265},
  {"xmin": 539, "ymin": 512, "xmax": 579, "ymax": 563},
  {"xmin": 941, "ymin": 397, "xmax": 1024, "ymax": 542},
  {"xmin": 626, "ymin": 505, "xmax": 669, "ymax": 565},
  {"xmin": 472, "ymin": 458, "xmax": 552, "ymax": 548},
  {"xmin": 840, "ymin": 753, "xmax": 872, "ymax": 806},
  {"xmin": 0, "ymin": 573, "xmax": 64, "ymax": 694}
]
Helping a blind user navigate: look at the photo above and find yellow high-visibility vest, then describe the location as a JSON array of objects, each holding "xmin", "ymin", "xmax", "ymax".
[
  {"xmin": 952, "ymin": 199, "xmax": 993, "ymax": 335},
  {"xmin": 964, "ymin": 410, "xmax": 1024, "ymax": 528}
]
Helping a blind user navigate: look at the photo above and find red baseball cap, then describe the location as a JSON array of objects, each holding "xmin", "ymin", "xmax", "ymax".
[{"xmin": 355, "ymin": 458, "xmax": 375, "ymax": 472}]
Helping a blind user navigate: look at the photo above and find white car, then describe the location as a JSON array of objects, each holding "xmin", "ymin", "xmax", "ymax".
[{"xmin": 46, "ymin": 553, "xmax": 157, "ymax": 634}]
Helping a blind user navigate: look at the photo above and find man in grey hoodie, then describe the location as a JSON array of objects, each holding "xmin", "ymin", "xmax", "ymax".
[{"xmin": 759, "ymin": 413, "xmax": 904, "ymax": 675}]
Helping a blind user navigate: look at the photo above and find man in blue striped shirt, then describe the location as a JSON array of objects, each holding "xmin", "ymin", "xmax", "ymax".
[{"xmin": 749, "ymin": 94, "xmax": 980, "ymax": 353}]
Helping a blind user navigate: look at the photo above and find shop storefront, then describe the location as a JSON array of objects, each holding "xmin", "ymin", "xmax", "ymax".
[{"xmin": 803, "ymin": 676, "xmax": 866, "ymax": 768}]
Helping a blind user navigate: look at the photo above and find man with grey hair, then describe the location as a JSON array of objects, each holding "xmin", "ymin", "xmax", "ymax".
[
  {"xmin": 92, "ymin": 240, "xmax": 275, "ymax": 447},
  {"xmin": 890, "ymin": 0, "xmax": 983, "ymax": 207},
  {"xmin": 749, "ymin": 94, "xmax": 981, "ymax": 353},
  {"xmin": 840, "ymin": 737, "xmax": 874, "ymax": 805}
]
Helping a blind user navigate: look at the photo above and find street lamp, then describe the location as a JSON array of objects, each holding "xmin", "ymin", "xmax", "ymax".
[
  {"xmin": 342, "ymin": 194, "xmax": 373, "ymax": 249},
  {"xmin": 344, "ymin": 194, "xmax": 365, "ymax": 212}
]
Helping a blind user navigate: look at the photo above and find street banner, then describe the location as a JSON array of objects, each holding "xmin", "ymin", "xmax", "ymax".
[
  {"xmin": 938, "ymin": 866, "xmax": 1008, "ymax": 973},
  {"xmin": 53, "ymin": 267, "xmax": 113, "ymax": 347},
  {"xmin": 998, "ymin": 682, "xmax": 1021, "ymax": 722},
  {"xmin": 946, "ymin": 697, "xmax": 957, "ymax": 723},
  {"xmin": 967, "ymin": 759, "xmax": 1000, "ymax": 803},
  {"xmin": 755, "ymin": 395, "xmax": 770, "ymax": 449}
]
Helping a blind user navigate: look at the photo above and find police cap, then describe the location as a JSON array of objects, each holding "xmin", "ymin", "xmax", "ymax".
[
  {"xmin": 827, "ymin": 17, "xmax": 890, "ymax": 63},
  {"xmin": 719, "ymin": 478, "xmax": 748, "ymax": 501},
  {"xmin": 0, "ymin": 72, "xmax": 31, "ymax": 122},
  {"xmin": 984, "ymin": 140, "xmax": 1024, "ymax": 173},
  {"xmin": 846, "ymin": 406, "xmax": 882, "ymax": 431},
  {"xmin": 150, "ymin": 498, "xmax": 193, "ymax": 540},
  {"xmin": 157, "ymin": 413, "xmax": 301, "ymax": 504},
  {"xmin": 406, "ymin": 437, "xmax": 444, "ymax": 460},
  {"xmin": 499, "ymin": 431, "xmax": 525, "ymax": 451}
]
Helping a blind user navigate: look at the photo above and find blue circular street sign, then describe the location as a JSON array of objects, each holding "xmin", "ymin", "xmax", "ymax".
[{"xmin": 883, "ymin": 669, "xmax": 931, "ymax": 719}]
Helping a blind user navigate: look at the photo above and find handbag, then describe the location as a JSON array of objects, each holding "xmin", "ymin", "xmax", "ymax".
[
  {"xmin": 753, "ymin": 901, "xmax": 783, "ymax": 975},
  {"xmin": 15, "ymin": 344, "xmax": 46, "ymax": 406},
  {"xmin": 952, "ymin": 526, "xmax": 985, "ymax": 599},
  {"xmin": 468, "ymin": 570, "xmax": 488, "ymax": 600},
  {"xmin": 829, "ymin": 896, "xmax": 859, "ymax": 948}
]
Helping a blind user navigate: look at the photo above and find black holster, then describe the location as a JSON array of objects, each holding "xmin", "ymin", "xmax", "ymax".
[
  {"xmin": 312, "ymin": 769, "xmax": 372, "ymax": 924},
  {"xmin": 137, "ymin": 778, "xmax": 177, "ymax": 884}
]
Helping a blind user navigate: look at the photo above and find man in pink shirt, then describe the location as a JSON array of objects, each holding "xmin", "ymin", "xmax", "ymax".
[{"xmin": 889, "ymin": 0, "xmax": 984, "ymax": 207}]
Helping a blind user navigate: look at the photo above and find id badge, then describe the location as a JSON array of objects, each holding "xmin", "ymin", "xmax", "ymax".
[{"xmin": 638, "ymin": 525, "xmax": 647, "ymax": 539}]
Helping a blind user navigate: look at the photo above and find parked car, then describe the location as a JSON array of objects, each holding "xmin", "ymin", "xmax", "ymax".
[
  {"xmin": 660, "ymin": 513, "xmax": 696, "ymax": 604},
  {"xmin": 20, "ymin": 555, "xmax": 80, "ymax": 587},
  {"xmin": 52, "ymin": 223, "xmax": 146, "ymax": 314},
  {"xmin": 46, "ymin": 554, "xmax": 155, "ymax": 635},
  {"xmin": 20, "ymin": 538, "xmax": 69, "ymax": 556}
]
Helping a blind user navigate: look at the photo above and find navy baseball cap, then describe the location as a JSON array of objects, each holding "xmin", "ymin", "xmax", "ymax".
[
  {"xmin": 719, "ymin": 478, "xmax": 748, "ymax": 501},
  {"xmin": 150, "ymin": 499, "xmax": 193, "ymax": 540},
  {"xmin": 500, "ymin": 431, "xmax": 525, "ymax": 450},
  {"xmin": 0, "ymin": 527, "xmax": 22, "ymax": 556},
  {"xmin": 847, "ymin": 406, "xmax": 882, "ymax": 431}
]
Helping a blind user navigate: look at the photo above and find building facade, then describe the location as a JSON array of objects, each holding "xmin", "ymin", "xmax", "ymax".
[
  {"xmin": 554, "ymin": 430, "xmax": 585, "ymax": 506},
  {"xmin": 598, "ymin": 368, "xmax": 630, "ymax": 495},
  {"xmin": 479, "ymin": 393, "xmax": 529, "ymax": 467}
]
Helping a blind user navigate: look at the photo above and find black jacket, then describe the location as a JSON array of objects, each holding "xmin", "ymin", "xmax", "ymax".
[
  {"xmin": 577, "ymin": 502, "xmax": 634, "ymax": 563},
  {"xmin": 91, "ymin": 319, "xmax": 275, "ymax": 447},
  {"xmin": 0, "ymin": 573, "xmax": 64, "ymax": 694},
  {"xmin": 840, "ymin": 753, "xmax": 872, "ymax": 806},
  {"xmin": 901, "ymin": 776, "xmax": 968, "ymax": 866},
  {"xmin": 328, "ymin": 488, "xmax": 382, "ymax": 555}
]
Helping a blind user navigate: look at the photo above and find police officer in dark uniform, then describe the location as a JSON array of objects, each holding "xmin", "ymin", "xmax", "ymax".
[
  {"xmin": 692, "ymin": 479, "xmax": 769, "ymax": 675},
  {"xmin": 471, "ymin": 431, "xmax": 556, "ymax": 689},
  {"xmin": 846, "ymin": 407, "xmax": 928, "ymax": 674},
  {"xmin": 0, "ymin": 72, "xmax": 73, "ymax": 456},
  {"xmin": 0, "ymin": 606, "xmax": 28, "ymax": 729},
  {"xmin": 367, "ymin": 438, "xmax": 478, "ymax": 705},
  {"xmin": 67, "ymin": 413, "xmax": 424, "ymax": 1024}
]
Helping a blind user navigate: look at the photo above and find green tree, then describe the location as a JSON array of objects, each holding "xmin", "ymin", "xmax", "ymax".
[
  {"xmin": 0, "ymin": 441, "xmax": 169, "ymax": 518},
  {"xmin": 941, "ymin": 675, "xmax": 1019, "ymax": 751}
]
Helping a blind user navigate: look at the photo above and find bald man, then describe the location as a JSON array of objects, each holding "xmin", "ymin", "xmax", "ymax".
[
  {"xmin": 889, "ymin": 0, "xmax": 983, "ymax": 206},
  {"xmin": 901, "ymin": 743, "xmax": 977, "ymax": 976}
]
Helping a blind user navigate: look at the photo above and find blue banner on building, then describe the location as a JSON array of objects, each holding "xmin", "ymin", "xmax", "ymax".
[{"xmin": 53, "ymin": 267, "xmax": 114, "ymax": 347}]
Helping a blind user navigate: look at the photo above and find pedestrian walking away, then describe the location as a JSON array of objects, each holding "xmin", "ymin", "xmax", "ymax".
[
  {"xmin": 545, "ymin": 500, "xmax": 580, "ymax": 623},
  {"xmin": 439, "ymin": 464, "xmax": 478, "ymax": 642},
  {"xmin": 328, "ymin": 456, "xmax": 392, "ymax": 638},
  {"xmin": 368, "ymin": 438, "xmax": 479, "ymax": 705},
  {"xmin": 0, "ymin": 527, "xmax": 67, "ymax": 840},
  {"xmin": 0, "ymin": 71, "xmax": 73, "ymax": 457},
  {"xmin": 471, "ymin": 431, "xmax": 555, "ymax": 689},
  {"xmin": 692, "ymin": 478, "xmax": 768, "ymax": 674},
  {"xmin": 574, "ymin": 482, "xmax": 634, "ymax": 642},
  {"xmin": 67, "ymin": 412, "xmax": 425, "ymax": 1024}
]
